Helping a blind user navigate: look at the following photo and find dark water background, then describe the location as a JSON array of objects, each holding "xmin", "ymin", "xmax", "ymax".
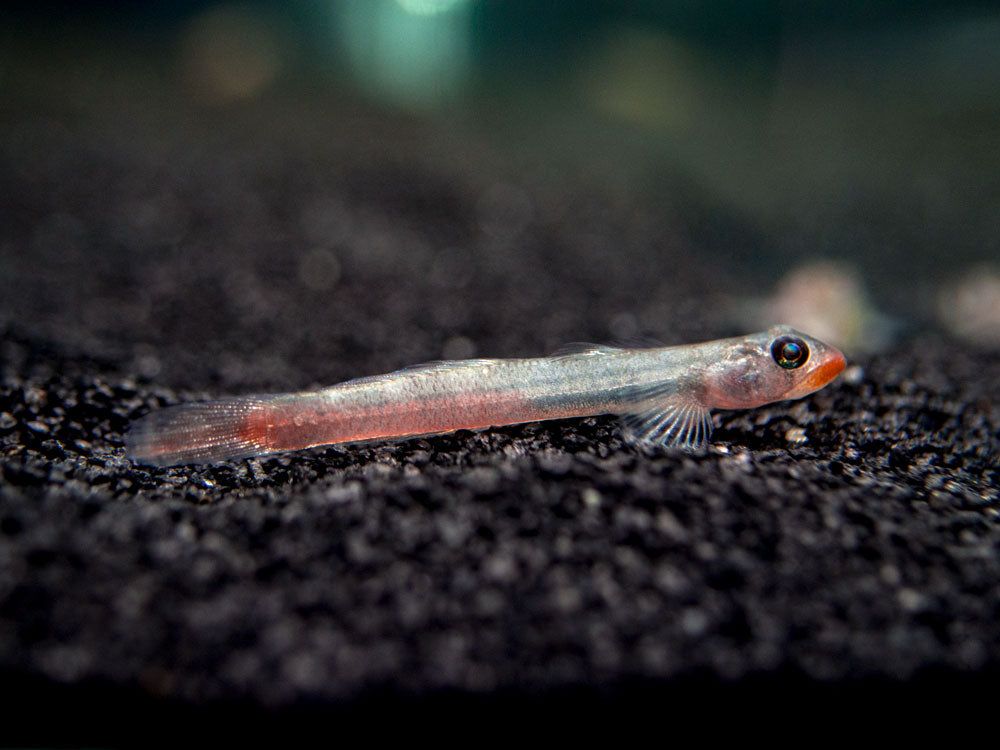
[
  {"xmin": 3, "ymin": 0, "xmax": 999, "ymax": 355},
  {"xmin": 2, "ymin": 2, "xmax": 1000, "ymax": 738}
]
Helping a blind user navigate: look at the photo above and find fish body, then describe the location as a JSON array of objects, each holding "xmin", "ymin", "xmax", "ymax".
[{"xmin": 126, "ymin": 326, "xmax": 846, "ymax": 466}]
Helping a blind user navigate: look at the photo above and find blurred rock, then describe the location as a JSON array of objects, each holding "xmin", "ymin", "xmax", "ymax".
[
  {"xmin": 753, "ymin": 261, "xmax": 896, "ymax": 354},
  {"xmin": 938, "ymin": 266, "xmax": 1000, "ymax": 349},
  {"xmin": 177, "ymin": 4, "xmax": 287, "ymax": 104}
]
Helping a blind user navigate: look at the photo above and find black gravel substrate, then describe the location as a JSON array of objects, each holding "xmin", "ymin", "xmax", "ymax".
[{"xmin": 2, "ymin": 71, "xmax": 1000, "ymax": 739}]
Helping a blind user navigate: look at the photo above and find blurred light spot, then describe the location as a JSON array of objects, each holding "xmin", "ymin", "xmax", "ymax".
[
  {"xmin": 222, "ymin": 268, "xmax": 273, "ymax": 323},
  {"xmin": 608, "ymin": 312, "xmax": 639, "ymax": 340},
  {"xmin": 897, "ymin": 587, "xmax": 927, "ymax": 613},
  {"xmin": 582, "ymin": 26, "xmax": 704, "ymax": 132},
  {"xmin": 938, "ymin": 266, "xmax": 1000, "ymax": 348},
  {"xmin": 441, "ymin": 335, "xmax": 475, "ymax": 360},
  {"xmin": 299, "ymin": 196, "xmax": 355, "ymax": 246},
  {"xmin": 331, "ymin": 0, "xmax": 473, "ymax": 111},
  {"xmin": 842, "ymin": 365, "xmax": 865, "ymax": 386},
  {"xmin": 681, "ymin": 607, "xmax": 708, "ymax": 636},
  {"xmin": 429, "ymin": 246, "xmax": 474, "ymax": 290},
  {"xmin": 131, "ymin": 345, "xmax": 163, "ymax": 379},
  {"xmin": 477, "ymin": 182, "xmax": 533, "ymax": 241},
  {"xmin": 178, "ymin": 4, "xmax": 285, "ymax": 104},
  {"xmin": 784, "ymin": 427, "xmax": 808, "ymax": 445},
  {"xmin": 396, "ymin": 0, "xmax": 468, "ymax": 16},
  {"xmin": 581, "ymin": 488, "xmax": 602, "ymax": 508},
  {"xmin": 755, "ymin": 261, "xmax": 894, "ymax": 353},
  {"xmin": 298, "ymin": 248, "xmax": 342, "ymax": 291},
  {"xmin": 111, "ymin": 194, "xmax": 189, "ymax": 248}
]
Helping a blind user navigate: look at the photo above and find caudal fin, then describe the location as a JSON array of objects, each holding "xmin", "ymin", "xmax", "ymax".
[{"xmin": 125, "ymin": 397, "xmax": 271, "ymax": 467}]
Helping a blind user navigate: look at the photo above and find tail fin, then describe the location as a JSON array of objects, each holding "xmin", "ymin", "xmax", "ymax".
[{"xmin": 125, "ymin": 397, "xmax": 272, "ymax": 467}]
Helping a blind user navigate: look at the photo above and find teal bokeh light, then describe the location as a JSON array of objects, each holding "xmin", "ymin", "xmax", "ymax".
[
  {"xmin": 330, "ymin": 0, "xmax": 474, "ymax": 110},
  {"xmin": 395, "ymin": 0, "xmax": 469, "ymax": 17}
]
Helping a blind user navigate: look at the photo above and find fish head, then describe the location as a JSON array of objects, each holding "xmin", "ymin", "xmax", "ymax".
[{"xmin": 700, "ymin": 326, "xmax": 847, "ymax": 409}]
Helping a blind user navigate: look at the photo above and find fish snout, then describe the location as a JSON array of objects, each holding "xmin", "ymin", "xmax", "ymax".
[{"xmin": 786, "ymin": 346, "xmax": 847, "ymax": 399}]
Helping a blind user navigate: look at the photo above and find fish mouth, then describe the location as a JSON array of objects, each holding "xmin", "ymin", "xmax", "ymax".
[{"xmin": 785, "ymin": 349, "xmax": 847, "ymax": 399}]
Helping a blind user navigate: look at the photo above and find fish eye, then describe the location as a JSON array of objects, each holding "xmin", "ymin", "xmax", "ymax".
[{"xmin": 771, "ymin": 335, "xmax": 809, "ymax": 369}]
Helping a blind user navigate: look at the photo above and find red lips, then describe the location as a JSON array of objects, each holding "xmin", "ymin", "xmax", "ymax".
[{"xmin": 802, "ymin": 348, "xmax": 847, "ymax": 392}]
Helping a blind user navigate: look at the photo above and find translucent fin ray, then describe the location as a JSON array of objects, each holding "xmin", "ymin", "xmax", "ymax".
[
  {"xmin": 620, "ymin": 396, "xmax": 713, "ymax": 450},
  {"xmin": 125, "ymin": 397, "xmax": 271, "ymax": 467},
  {"xmin": 548, "ymin": 343, "xmax": 623, "ymax": 358},
  {"xmin": 394, "ymin": 359, "xmax": 500, "ymax": 374}
]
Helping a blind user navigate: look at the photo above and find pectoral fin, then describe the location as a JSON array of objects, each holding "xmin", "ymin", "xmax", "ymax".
[{"xmin": 620, "ymin": 397, "xmax": 713, "ymax": 450}]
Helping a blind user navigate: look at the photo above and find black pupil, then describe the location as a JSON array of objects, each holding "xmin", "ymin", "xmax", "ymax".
[{"xmin": 772, "ymin": 336, "xmax": 808, "ymax": 369}]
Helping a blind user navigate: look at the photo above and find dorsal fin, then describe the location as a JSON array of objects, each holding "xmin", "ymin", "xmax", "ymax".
[
  {"xmin": 610, "ymin": 335, "xmax": 664, "ymax": 350},
  {"xmin": 548, "ymin": 342, "xmax": 623, "ymax": 359},
  {"xmin": 395, "ymin": 358, "xmax": 500, "ymax": 374}
]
